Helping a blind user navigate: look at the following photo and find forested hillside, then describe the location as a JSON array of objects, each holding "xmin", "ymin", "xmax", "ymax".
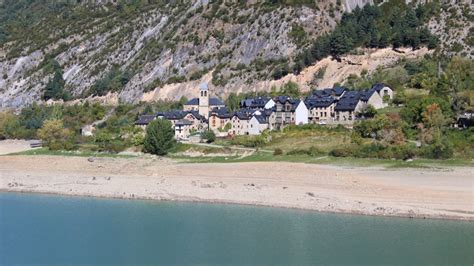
[{"xmin": 0, "ymin": 0, "xmax": 472, "ymax": 109}]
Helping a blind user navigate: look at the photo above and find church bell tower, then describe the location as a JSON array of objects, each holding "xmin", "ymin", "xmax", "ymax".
[{"xmin": 198, "ymin": 82, "xmax": 209, "ymax": 118}]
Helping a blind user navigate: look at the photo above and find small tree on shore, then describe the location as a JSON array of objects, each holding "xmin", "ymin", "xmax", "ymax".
[
  {"xmin": 143, "ymin": 119, "xmax": 175, "ymax": 155},
  {"xmin": 201, "ymin": 130, "xmax": 216, "ymax": 143},
  {"xmin": 37, "ymin": 119, "xmax": 74, "ymax": 150}
]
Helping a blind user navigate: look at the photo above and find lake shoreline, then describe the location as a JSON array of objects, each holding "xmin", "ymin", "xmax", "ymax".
[
  {"xmin": 2, "ymin": 190, "xmax": 473, "ymax": 222},
  {"xmin": 1, "ymin": 155, "xmax": 473, "ymax": 221}
]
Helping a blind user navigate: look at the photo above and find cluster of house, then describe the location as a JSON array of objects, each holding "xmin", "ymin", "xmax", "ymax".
[{"xmin": 136, "ymin": 82, "xmax": 394, "ymax": 139}]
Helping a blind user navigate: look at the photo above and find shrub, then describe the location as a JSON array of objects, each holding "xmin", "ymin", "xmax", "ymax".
[
  {"xmin": 421, "ymin": 139, "xmax": 453, "ymax": 159},
  {"xmin": 287, "ymin": 146, "xmax": 324, "ymax": 157},
  {"xmin": 273, "ymin": 148, "xmax": 283, "ymax": 156},
  {"xmin": 37, "ymin": 119, "xmax": 75, "ymax": 150},
  {"xmin": 143, "ymin": 119, "xmax": 175, "ymax": 155},
  {"xmin": 201, "ymin": 130, "xmax": 216, "ymax": 143}
]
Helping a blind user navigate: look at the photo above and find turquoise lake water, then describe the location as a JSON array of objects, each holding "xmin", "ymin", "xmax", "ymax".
[{"xmin": 1, "ymin": 192, "xmax": 473, "ymax": 265}]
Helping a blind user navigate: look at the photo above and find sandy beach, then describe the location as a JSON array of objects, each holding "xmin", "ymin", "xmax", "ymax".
[{"xmin": 1, "ymin": 154, "xmax": 473, "ymax": 221}]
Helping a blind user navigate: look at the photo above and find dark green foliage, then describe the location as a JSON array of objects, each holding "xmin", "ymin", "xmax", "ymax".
[
  {"xmin": 292, "ymin": 2, "xmax": 439, "ymax": 74},
  {"xmin": 94, "ymin": 130, "xmax": 127, "ymax": 153},
  {"xmin": 421, "ymin": 138, "xmax": 453, "ymax": 159},
  {"xmin": 286, "ymin": 146, "xmax": 323, "ymax": 157},
  {"xmin": 273, "ymin": 148, "xmax": 283, "ymax": 156},
  {"xmin": 143, "ymin": 119, "xmax": 175, "ymax": 155},
  {"xmin": 43, "ymin": 60, "xmax": 70, "ymax": 101},
  {"xmin": 330, "ymin": 143, "xmax": 417, "ymax": 160},
  {"xmin": 400, "ymin": 97, "xmax": 451, "ymax": 125},
  {"xmin": 288, "ymin": 23, "xmax": 306, "ymax": 47},
  {"xmin": 225, "ymin": 93, "xmax": 241, "ymax": 112},
  {"xmin": 201, "ymin": 130, "xmax": 216, "ymax": 143},
  {"xmin": 357, "ymin": 105, "xmax": 377, "ymax": 118},
  {"xmin": 87, "ymin": 66, "xmax": 131, "ymax": 96},
  {"xmin": 280, "ymin": 81, "xmax": 300, "ymax": 98}
]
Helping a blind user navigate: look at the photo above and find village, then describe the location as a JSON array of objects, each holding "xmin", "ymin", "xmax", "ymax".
[{"xmin": 135, "ymin": 82, "xmax": 394, "ymax": 140}]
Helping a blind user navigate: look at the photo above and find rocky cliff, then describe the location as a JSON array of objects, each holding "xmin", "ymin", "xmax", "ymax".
[{"xmin": 0, "ymin": 0, "xmax": 471, "ymax": 109}]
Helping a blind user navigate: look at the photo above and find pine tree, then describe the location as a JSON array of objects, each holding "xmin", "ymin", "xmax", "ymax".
[
  {"xmin": 43, "ymin": 67, "xmax": 66, "ymax": 101},
  {"xmin": 143, "ymin": 119, "xmax": 175, "ymax": 156}
]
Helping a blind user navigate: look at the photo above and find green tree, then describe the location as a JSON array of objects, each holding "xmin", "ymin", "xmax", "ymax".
[
  {"xmin": 143, "ymin": 119, "xmax": 175, "ymax": 155},
  {"xmin": 43, "ymin": 65, "xmax": 68, "ymax": 101},
  {"xmin": 37, "ymin": 119, "xmax": 74, "ymax": 150},
  {"xmin": 0, "ymin": 111, "xmax": 20, "ymax": 139},
  {"xmin": 280, "ymin": 81, "xmax": 301, "ymax": 98},
  {"xmin": 330, "ymin": 28, "xmax": 352, "ymax": 58},
  {"xmin": 201, "ymin": 130, "xmax": 216, "ymax": 143},
  {"xmin": 225, "ymin": 92, "xmax": 241, "ymax": 112}
]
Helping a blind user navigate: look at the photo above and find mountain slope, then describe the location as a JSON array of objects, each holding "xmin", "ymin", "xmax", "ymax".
[{"xmin": 0, "ymin": 0, "xmax": 471, "ymax": 109}]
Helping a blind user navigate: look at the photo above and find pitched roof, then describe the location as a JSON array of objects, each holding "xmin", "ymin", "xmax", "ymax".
[
  {"xmin": 209, "ymin": 107, "xmax": 233, "ymax": 119},
  {"xmin": 184, "ymin": 97, "xmax": 225, "ymax": 106},
  {"xmin": 175, "ymin": 119, "xmax": 193, "ymax": 126},
  {"xmin": 311, "ymin": 87, "xmax": 346, "ymax": 98},
  {"xmin": 135, "ymin": 115, "xmax": 155, "ymax": 125},
  {"xmin": 305, "ymin": 96, "xmax": 336, "ymax": 108},
  {"xmin": 253, "ymin": 114, "xmax": 268, "ymax": 124},
  {"xmin": 199, "ymin": 82, "xmax": 208, "ymax": 91},
  {"xmin": 371, "ymin": 83, "xmax": 390, "ymax": 92},
  {"xmin": 360, "ymin": 89, "xmax": 377, "ymax": 101},
  {"xmin": 275, "ymin": 96, "xmax": 291, "ymax": 104},
  {"xmin": 156, "ymin": 110, "xmax": 205, "ymax": 121},
  {"xmin": 240, "ymin": 96, "xmax": 272, "ymax": 109},
  {"xmin": 335, "ymin": 93, "xmax": 361, "ymax": 111}
]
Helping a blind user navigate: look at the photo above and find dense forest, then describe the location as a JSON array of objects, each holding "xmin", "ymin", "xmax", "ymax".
[{"xmin": 274, "ymin": 2, "xmax": 440, "ymax": 78}]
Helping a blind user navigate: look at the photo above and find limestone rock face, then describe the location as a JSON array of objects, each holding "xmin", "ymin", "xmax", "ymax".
[{"xmin": 0, "ymin": 0, "xmax": 469, "ymax": 109}]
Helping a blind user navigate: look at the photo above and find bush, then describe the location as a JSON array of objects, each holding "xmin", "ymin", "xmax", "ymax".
[
  {"xmin": 329, "ymin": 143, "xmax": 418, "ymax": 160},
  {"xmin": 201, "ymin": 130, "xmax": 216, "ymax": 143},
  {"xmin": 421, "ymin": 139, "xmax": 453, "ymax": 159},
  {"xmin": 287, "ymin": 146, "xmax": 324, "ymax": 157},
  {"xmin": 37, "ymin": 119, "xmax": 75, "ymax": 150},
  {"xmin": 143, "ymin": 119, "xmax": 175, "ymax": 155},
  {"xmin": 273, "ymin": 148, "xmax": 283, "ymax": 156}
]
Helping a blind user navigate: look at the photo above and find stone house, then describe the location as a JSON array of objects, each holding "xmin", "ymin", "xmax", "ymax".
[
  {"xmin": 269, "ymin": 96, "xmax": 308, "ymax": 130},
  {"xmin": 305, "ymin": 96, "xmax": 337, "ymax": 124},
  {"xmin": 248, "ymin": 114, "xmax": 269, "ymax": 135},
  {"xmin": 208, "ymin": 107, "xmax": 233, "ymax": 134},
  {"xmin": 372, "ymin": 83, "xmax": 394, "ymax": 103},
  {"xmin": 334, "ymin": 91, "xmax": 364, "ymax": 122}
]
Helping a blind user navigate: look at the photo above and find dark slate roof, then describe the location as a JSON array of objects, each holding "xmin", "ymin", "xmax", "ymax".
[
  {"xmin": 335, "ymin": 94, "xmax": 360, "ymax": 111},
  {"xmin": 240, "ymin": 99, "xmax": 254, "ymax": 108},
  {"xmin": 209, "ymin": 107, "xmax": 233, "ymax": 119},
  {"xmin": 333, "ymin": 86, "xmax": 346, "ymax": 96},
  {"xmin": 305, "ymin": 96, "xmax": 336, "ymax": 108},
  {"xmin": 275, "ymin": 96, "xmax": 291, "ymax": 104},
  {"xmin": 156, "ymin": 110, "xmax": 205, "ymax": 121},
  {"xmin": 253, "ymin": 114, "xmax": 268, "ymax": 124},
  {"xmin": 360, "ymin": 89, "xmax": 377, "ymax": 101},
  {"xmin": 371, "ymin": 83, "xmax": 390, "ymax": 92},
  {"xmin": 233, "ymin": 109, "xmax": 253, "ymax": 120},
  {"xmin": 240, "ymin": 97, "xmax": 272, "ymax": 109},
  {"xmin": 175, "ymin": 119, "xmax": 193, "ymax": 126},
  {"xmin": 185, "ymin": 98, "xmax": 199, "ymax": 105},
  {"xmin": 184, "ymin": 97, "xmax": 225, "ymax": 106},
  {"xmin": 135, "ymin": 115, "xmax": 155, "ymax": 125},
  {"xmin": 311, "ymin": 87, "xmax": 346, "ymax": 98}
]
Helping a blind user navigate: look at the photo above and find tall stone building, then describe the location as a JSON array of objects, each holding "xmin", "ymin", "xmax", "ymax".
[{"xmin": 183, "ymin": 83, "xmax": 225, "ymax": 119}]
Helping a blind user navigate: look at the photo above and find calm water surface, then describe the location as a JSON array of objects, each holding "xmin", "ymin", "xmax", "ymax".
[{"xmin": 1, "ymin": 192, "xmax": 473, "ymax": 265}]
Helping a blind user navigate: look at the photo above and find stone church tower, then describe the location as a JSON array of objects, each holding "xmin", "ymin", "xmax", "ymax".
[{"xmin": 198, "ymin": 83, "xmax": 209, "ymax": 118}]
